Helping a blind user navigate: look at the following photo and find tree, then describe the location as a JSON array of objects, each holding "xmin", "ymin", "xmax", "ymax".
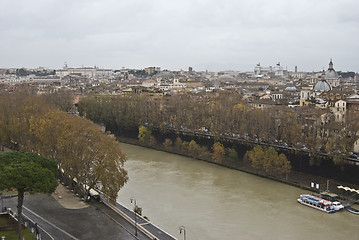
[
  {"xmin": 174, "ymin": 137, "xmax": 183, "ymax": 153},
  {"xmin": 0, "ymin": 93, "xmax": 128, "ymax": 204},
  {"xmin": 138, "ymin": 125, "xmax": 152, "ymax": 144},
  {"xmin": 188, "ymin": 140, "xmax": 200, "ymax": 159},
  {"xmin": 246, "ymin": 146, "xmax": 291, "ymax": 178},
  {"xmin": 263, "ymin": 147, "xmax": 279, "ymax": 175},
  {"xmin": 30, "ymin": 110, "xmax": 128, "ymax": 203},
  {"xmin": 40, "ymin": 90, "xmax": 74, "ymax": 112},
  {"xmin": 276, "ymin": 153, "xmax": 291, "ymax": 178},
  {"xmin": 0, "ymin": 151, "xmax": 58, "ymax": 240},
  {"xmin": 227, "ymin": 148, "xmax": 238, "ymax": 162},
  {"xmin": 212, "ymin": 142, "xmax": 225, "ymax": 163},
  {"xmin": 163, "ymin": 138, "xmax": 173, "ymax": 151},
  {"xmin": 247, "ymin": 145, "xmax": 265, "ymax": 170},
  {"xmin": 182, "ymin": 141, "xmax": 190, "ymax": 154}
]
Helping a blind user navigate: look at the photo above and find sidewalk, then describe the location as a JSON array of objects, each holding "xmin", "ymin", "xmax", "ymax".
[{"xmin": 2, "ymin": 185, "xmax": 151, "ymax": 240}]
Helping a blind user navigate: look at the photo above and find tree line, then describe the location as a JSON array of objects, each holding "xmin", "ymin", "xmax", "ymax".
[
  {"xmin": 0, "ymin": 91, "xmax": 128, "ymax": 202},
  {"xmin": 78, "ymin": 91, "xmax": 359, "ymax": 164},
  {"xmin": 138, "ymin": 124, "xmax": 290, "ymax": 178}
]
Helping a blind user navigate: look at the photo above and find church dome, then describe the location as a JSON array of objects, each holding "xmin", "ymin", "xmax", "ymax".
[
  {"xmin": 325, "ymin": 69, "xmax": 338, "ymax": 79},
  {"xmin": 314, "ymin": 80, "xmax": 332, "ymax": 92},
  {"xmin": 325, "ymin": 59, "xmax": 338, "ymax": 79}
]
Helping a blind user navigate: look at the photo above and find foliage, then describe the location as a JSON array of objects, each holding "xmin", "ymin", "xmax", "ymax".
[
  {"xmin": 188, "ymin": 140, "xmax": 201, "ymax": 159},
  {"xmin": 76, "ymin": 92, "xmax": 359, "ymax": 160},
  {"xmin": 247, "ymin": 145, "xmax": 265, "ymax": 170},
  {"xmin": 138, "ymin": 125, "xmax": 152, "ymax": 144},
  {"xmin": 0, "ymin": 229, "xmax": 36, "ymax": 240},
  {"xmin": 212, "ymin": 142, "xmax": 225, "ymax": 163},
  {"xmin": 0, "ymin": 151, "xmax": 58, "ymax": 240},
  {"xmin": 227, "ymin": 148, "xmax": 238, "ymax": 162},
  {"xmin": 0, "ymin": 93, "xmax": 128, "ymax": 203},
  {"xmin": 40, "ymin": 90, "xmax": 74, "ymax": 112},
  {"xmin": 182, "ymin": 141, "xmax": 190, "ymax": 153},
  {"xmin": 174, "ymin": 137, "xmax": 183, "ymax": 153},
  {"xmin": 246, "ymin": 146, "xmax": 291, "ymax": 177},
  {"xmin": 0, "ymin": 151, "xmax": 58, "ymax": 194},
  {"xmin": 15, "ymin": 68, "xmax": 55, "ymax": 77},
  {"xmin": 163, "ymin": 138, "xmax": 173, "ymax": 151}
]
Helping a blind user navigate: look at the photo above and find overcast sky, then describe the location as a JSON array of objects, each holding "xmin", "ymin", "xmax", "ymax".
[{"xmin": 1, "ymin": 0, "xmax": 358, "ymax": 72}]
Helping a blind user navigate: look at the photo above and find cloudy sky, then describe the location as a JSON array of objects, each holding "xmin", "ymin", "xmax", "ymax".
[{"xmin": 1, "ymin": 0, "xmax": 358, "ymax": 72}]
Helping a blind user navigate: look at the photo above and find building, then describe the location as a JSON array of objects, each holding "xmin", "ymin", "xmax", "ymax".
[
  {"xmin": 325, "ymin": 59, "xmax": 340, "ymax": 88},
  {"xmin": 56, "ymin": 63, "xmax": 113, "ymax": 79},
  {"xmin": 299, "ymin": 61, "xmax": 338, "ymax": 106},
  {"xmin": 254, "ymin": 62, "xmax": 284, "ymax": 77},
  {"xmin": 346, "ymin": 94, "xmax": 359, "ymax": 111}
]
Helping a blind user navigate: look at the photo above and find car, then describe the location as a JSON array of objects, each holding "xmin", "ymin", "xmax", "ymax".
[{"xmin": 349, "ymin": 152, "xmax": 358, "ymax": 159}]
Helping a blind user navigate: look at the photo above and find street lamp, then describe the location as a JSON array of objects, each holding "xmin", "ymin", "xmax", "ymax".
[
  {"xmin": 130, "ymin": 197, "xmax": 137, "ymax": 236},
  {"xmin": 179, "ymin": 226, "xmax": 186, "ymax": 240}
]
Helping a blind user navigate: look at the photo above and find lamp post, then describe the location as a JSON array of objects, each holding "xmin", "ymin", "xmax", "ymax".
[
  {"xmin": 130, "ymin": 197, "xmax": 137, "ymax": 236},
  {"xmin": 179, "ymin": 226, "xmax": 186, "ymax": 240}
]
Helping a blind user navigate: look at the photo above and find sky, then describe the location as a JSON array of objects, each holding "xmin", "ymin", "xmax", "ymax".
[{"xmin": 1, "ymin": 0, "xmax": 358, "ymax": 72}]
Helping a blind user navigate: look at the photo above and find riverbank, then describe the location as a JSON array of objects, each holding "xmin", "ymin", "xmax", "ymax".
[{"xmin": 118, "ymin": 136, "xmax": 359, "ymax": 201}]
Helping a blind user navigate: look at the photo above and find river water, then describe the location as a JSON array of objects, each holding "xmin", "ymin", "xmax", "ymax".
[{"xmin": 117, "ymin": 143, "xmax": 359, "ymax": 240}]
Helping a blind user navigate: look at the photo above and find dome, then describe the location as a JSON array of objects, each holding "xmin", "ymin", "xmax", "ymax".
[
  {"xmin": 325, "ymin": 59, "xmax": 338, "ymax": 79},
  {"xmin": 314, "ymin": 80, "xmax": 332, "ymax": 92},
  {"xmin": 285, "ymin": 86, "xmax": 297, "ymax": 91},
  {"xmin": 325, "ymin": 69, "xmax": 338, "ymax": 79}
]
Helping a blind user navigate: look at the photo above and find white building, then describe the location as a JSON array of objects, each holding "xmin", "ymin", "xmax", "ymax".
[
  {"xmin": 325, "ymin": 59, "xmax": 340, "ymax": 88},
  {"xmin": 254, "ymin": 62, "xmax": 284, "ymax": 77},
  {"xmin": 56, "ymin": 63, "xmax": 113, "ymax": 79}
]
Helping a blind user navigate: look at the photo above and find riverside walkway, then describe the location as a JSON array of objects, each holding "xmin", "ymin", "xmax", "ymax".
[
  {"xmin": 97, "ymin": 191, "xmax": 176, "ymax": 240},
  {"xmin": 1, "ymin": 184, "xmax": 176, "ymax": 240}
]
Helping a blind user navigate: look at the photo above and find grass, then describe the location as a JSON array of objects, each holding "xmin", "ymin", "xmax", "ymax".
[
  {"xmin": 0, "ymin": 229, "xmax": 36, "ymax": 240},
  {"xmin": 0, "ymin": 215, "xmax": 36, "ymax": 240}
]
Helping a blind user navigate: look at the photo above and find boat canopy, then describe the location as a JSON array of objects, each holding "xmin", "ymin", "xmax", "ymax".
[{"xmin": 321, "ymin": 191, "xmax": 339, "ymax": 198}]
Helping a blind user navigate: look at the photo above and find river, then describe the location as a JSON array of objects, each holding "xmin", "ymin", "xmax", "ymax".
[{"xmin": 116, "ymin": 143, "xmax": 359, "ymax": 240}]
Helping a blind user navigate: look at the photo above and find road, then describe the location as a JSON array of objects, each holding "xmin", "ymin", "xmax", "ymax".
[{"xmin": 2, "ymin": 193, "xmax": 153, "ymax": 240}]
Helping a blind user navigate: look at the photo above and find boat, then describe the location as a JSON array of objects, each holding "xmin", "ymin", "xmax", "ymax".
[
  {"xmin": 297, "ymin": 194, "xmax": 344, "ymax": 213},
  {"xmin": 346, "ymin": 206, "xmax": 359, "ymax": 215}
]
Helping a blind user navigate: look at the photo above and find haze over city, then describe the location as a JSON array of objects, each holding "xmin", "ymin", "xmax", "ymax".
[{"xmin": 1, "ymin": 0, "xmax": 358, "ymax": 72}]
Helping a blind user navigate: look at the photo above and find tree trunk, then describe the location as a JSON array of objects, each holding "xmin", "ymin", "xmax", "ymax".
[{"xmin": 17, "ymin": 188, "xmax": 24, "ymax": 240}]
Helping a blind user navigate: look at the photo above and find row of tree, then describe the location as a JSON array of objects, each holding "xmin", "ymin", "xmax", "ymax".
[
  {"xmin": 245, "ymin": 146, "xmax": 291, "ymax": 178},
  {"xmin": 78, "ymin": 92, "xmax": 359, "ymax": 164},
  {"xmin": 139, "ymin": 125, "xmax": 232, "ymax": 163},
  {"xmin": 0, "ymin": 91, "xmax": 128, "ymax": 202},
  {"xmin": 137, "ymin": 125, "xmax": 290, "ymax": 177}
]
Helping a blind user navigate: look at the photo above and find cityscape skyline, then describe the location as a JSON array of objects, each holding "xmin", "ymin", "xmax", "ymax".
[{"xmin": 1, "ymin": 0, "xmax": 358, "ymax": 72}]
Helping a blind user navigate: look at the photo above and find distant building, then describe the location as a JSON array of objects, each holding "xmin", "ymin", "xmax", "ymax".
[
  {"xmin": 254, "ymin": 62, "xmax": 283, "ymax": 77},
  {"xmin": 299, "ymin": 60, "xmax": 341, "ymax": 106},
  {"xmin": 144, "ymin": 67, "xmax": 160, "ymax": 75},
  {"xmin": 325, "ymin": 59, "xmax": 340, "ymax": 87},
  {"xmin": 346, "ymin": 94, "xmax": 359, "ymax": 111},
  {"xmin": 56, "ymin": 63, "xmax": 113, "ymax": 79}
]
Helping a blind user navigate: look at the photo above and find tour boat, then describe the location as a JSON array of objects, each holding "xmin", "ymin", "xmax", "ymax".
[{"xmin": 297, "ymin": 194, "xmax": 344, "ymax": 213}]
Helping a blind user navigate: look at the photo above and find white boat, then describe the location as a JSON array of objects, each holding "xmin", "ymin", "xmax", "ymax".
[{"xmin": 297, "ymin": 194, "xmax": 344, "ymax": 213}]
